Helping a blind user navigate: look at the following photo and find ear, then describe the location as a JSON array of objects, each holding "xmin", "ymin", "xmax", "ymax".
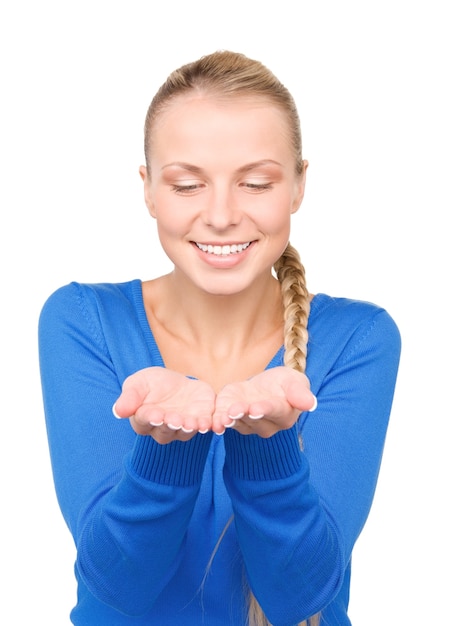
[
  {"xmin": 291, "ymin": 160, "xmax": 308, "ymax": 214},
  {"xmin": 139, "ymin": 165, "xmax": 156, "ymax": 218}
]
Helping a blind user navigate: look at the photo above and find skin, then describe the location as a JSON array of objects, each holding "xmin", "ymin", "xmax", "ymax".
[{"xmin": 113, "ymin": 95, "xmax": 316, "ymax": 442}]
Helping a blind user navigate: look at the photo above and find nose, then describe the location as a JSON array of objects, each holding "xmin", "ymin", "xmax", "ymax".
[{"xmin": 202, "ymin": 186, "xmax": 241, "ymax": 230}]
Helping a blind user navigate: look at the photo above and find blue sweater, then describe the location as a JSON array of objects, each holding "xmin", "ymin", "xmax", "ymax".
[{"xmin": 38, "ymin": 280, "xmax": 401, "ymax": 625}]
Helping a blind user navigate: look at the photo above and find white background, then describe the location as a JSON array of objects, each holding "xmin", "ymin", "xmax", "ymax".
[{"xmin": 1, "ymin": 1, "xmax": 448, "ymax": 624}]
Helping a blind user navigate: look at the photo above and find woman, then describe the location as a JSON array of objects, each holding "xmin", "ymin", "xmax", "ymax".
[{"xmin": 38, "ymin": 50, "xmax": 401, "ymax": 626}]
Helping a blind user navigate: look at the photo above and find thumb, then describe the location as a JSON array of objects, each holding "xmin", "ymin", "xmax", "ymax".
[
  {"xmin": 284, "ymin": 378, "xmax": 317, "ymax": 413},
  {"xmin": 112, "ymin": 386, "xmax": 144, "ymax": 419}
]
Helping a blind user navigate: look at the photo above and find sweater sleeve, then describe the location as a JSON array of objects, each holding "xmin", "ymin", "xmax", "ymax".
[
  {"xmin": 222, "ymin": 303, "xmax": 401, "ymax": 626},
  {"xmin": 38, "ymin": 282, "xmax": 212, "ymax": 615}
]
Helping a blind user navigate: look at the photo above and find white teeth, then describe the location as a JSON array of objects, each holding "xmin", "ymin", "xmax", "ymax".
[{"xmin": 196, "ymin": 242, "xmax": 250, "ymax": 255}]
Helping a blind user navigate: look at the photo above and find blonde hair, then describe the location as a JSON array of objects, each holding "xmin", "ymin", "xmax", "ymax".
[
  {"xmin": 144, "ymin": 50, "xmax": 319, "ymax": 626},
  {"xmin": 143, "ymin": 50, "xmax": 304, "ymax": 176}
]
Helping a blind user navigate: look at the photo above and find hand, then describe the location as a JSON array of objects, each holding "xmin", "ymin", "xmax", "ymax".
[
  {"xmin": 113, "ymin": 367, "xmax": 216, "ymax": 443},
  {"xmin": 213, "ymin": 366, "xmax": 317, "ymax": 438}
]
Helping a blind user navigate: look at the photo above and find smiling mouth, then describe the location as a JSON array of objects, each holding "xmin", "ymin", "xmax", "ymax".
[{"xmin": 194, "ymin": 242, "xmax": 251, "ymax": 256}]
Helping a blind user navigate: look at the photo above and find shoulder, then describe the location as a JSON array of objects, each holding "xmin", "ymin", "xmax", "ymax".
[
  {"xmin": 311, "ymin": 292, "xmax": 395, "ymax": 318},
  {"xmin": 310, "ymin": 293, "xmax": 400, "ymax": 340},
  {"xmin": 38, "ymin": 279, "xmax": 156, "ymax": 378},
  {"xmin": 39, "ymin": 279, "xmax": 142, "ymax": 319},
  {"xmin": 38, "ymin": 279, "xmax": 144, "ymax": 350},
  {"xmin": 307, "ymin": 293, "xmax": 401, "ymax": 372}
]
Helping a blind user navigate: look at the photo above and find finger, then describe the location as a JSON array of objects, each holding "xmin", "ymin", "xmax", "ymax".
[
  {"xmin": 175, "ymin": 408, "xmax": 212, "ymax": 434},
  {"xmin": 212, "ymin": 402, "xmax": 245, "ymax": 433},
  {"xmin": 230, "ymin": 418, "xmax": 276, "ymax": 438},
  {"xmin": 164, "ymin": 411, "xmax": 183, "ymax": 431},
  {"xmin": 244, "ymin": 398, "xmax": 299, "ymax": 430},
  {"xmin": 283, "ymin": 376, "xmax": 317, "ymax": 412},
  {"xmin": 131, "ymin": 405, "xmax": 165, "ymax": 427},
  {"xmin": 211, "ymin": 412, "xmax": 226, "ymax": 435},
  {"xmin": 227, "ymin": 403, "xmax": 247, "ymax": 421},
  {"xmin": 286, "ymin": 384, "xmax": 317, "ymax": 412},
  {"xmin": 227, "ymin": 419, "xmax": 253, "ymax": 435},
  {"xmin": 149, "ymin": 424, "xmax": 184, "ymax": 444},
  {"xmin": 113, "ymin": 386, "xmax": 146, "ymax": 418},
  {"xmin": 163, "ymin": 411, "xmax": 203, "ymax": 434},
  {"xmin": 246, "ymin": 399, "xmax": 275, "ymax": 421},
  {"xmin": 147, "ymin": 407, "xmax": 165, "ymax": 426}
]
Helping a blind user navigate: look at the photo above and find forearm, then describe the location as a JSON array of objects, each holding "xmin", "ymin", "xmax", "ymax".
[
  {"xmin": 76, "ymin": 432, "xmax": 213, "ymax": 615},
  {"xmin": 223, "ymin": 427, "xmax": 343, "ymax": 625}
]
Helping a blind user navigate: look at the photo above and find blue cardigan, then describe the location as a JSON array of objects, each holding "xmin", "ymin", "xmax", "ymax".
[{"xmin": 38, "ymin": 280, "xmax": 401, "ymax": 625}]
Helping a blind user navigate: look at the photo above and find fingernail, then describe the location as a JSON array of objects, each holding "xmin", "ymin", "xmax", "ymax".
[
  {"xmin": 228, "ymin": 412, "xmax": 244, "ymax": 420},
  {"xmin": 309, "ymin": 396, "xmax": 318, "ymax": 412},
  {"xmin": 181, "ymin": 426, "xmax": 194, "ymax": 433},
  {"xmin": 149, "ymin": 420, "xmax": 164, "ymax": 427},
  {"xmin": 224, "ymin": 420, "xmax": 236, "ymax": 429},
  {"xmin": 112, "ymin": 403, "xmax": 121, "ymax": 419},
  {"xmin": 216, "ymin": 429, "xmax": 225, "ymax": 436},
  {"xmin": 167, "ymin": 423, "xmax": 182, "ymax": 431},
  {"xmin": 248, "ymin": 413, "xmax": 264, "ymax": 420},
  {"xmin": 198, "ymin": 428, "xmax": 210, "ymax": 434}
]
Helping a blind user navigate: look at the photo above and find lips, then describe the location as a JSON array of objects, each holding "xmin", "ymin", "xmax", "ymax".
[{"xmin": 194, "ymin": 242, "xmax": 251, "ymax": 256}]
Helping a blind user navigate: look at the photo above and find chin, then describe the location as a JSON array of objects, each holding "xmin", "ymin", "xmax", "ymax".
[{"xmin": 194, "ymin": 275, "xmax": 251, "ymax": 297}]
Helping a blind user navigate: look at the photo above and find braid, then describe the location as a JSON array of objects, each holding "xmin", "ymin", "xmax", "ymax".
[
  {"xmin": 274, "ymin": 242, "xmax": 310, "ymax": 374},
  {"xmin": 207, "ymin": 243, "xmax": 318, "ymax": 626},
  {"xmin": 247, "ymin": 243, "xmax": 319, "ymax": 626},
  {"xmin": 248, "ymin": 595, "xmax": 320, "ymax": 626}
]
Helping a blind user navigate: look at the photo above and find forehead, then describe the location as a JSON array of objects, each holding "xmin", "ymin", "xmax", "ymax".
[
  {"xmin": 155, "ymin": 92, "xmax": 288, "ymax": 126},
  {"xmin": 150, "ymin": 94, "xmax": 293, "ymax": 163}
]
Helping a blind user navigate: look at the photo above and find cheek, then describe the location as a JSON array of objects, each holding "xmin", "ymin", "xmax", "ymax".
[
  {"xmin": 155, "ymin": 215, "xmax": 182, "ymax": 238},
  {"xmin": 151, "ymin": 191, "xmax": 184, "ymax": 231},
  {"xmin": 256, "ymin": 193, "xmax": 294, "ymax": 233},
  {"xmin": 153, "ymin": 203, "xmax": 194, "ymax": 247}
]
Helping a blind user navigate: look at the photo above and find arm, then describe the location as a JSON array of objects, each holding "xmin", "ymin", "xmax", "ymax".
[
  {"xmin": 38, "ymin": 283, "xmax": 213, "ymax": 615},
  {"xmin": 222, "ymin": 306, "xmax": 401, "ymax": 625}
]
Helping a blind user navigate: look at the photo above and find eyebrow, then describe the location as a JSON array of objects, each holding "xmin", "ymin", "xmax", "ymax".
[
  {"xmin": 162, "ymin": 162, "xmax": 203, "ymax": 174},
  {"xmin": 161, "ymin": 160, "xmax": 283, "ymax": 174}
]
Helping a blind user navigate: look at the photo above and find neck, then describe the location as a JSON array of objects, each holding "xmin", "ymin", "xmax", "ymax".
[
  {"xmin": 142, "ymin": 272, "xmax": 285, "ymax": 389},
  {"xmin": 146, "ymin": 271, "xmax": 284, "ymax": 353}
]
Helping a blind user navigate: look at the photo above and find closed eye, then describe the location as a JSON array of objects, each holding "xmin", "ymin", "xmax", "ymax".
[
  {"xmin": 171, "ymin": 183, "xmax": 203, "ymax": 195},
  {"xmin": 241, "ymin": 182, "xmax": 273, "ymax": 192}
]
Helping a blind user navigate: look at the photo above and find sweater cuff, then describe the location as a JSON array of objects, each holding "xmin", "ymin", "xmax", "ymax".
[
  {"xmin": 129, "ymin": 432, "xmax": 213, "ymax": 486},
  {"xmin": 224, "ymin": 427, "xmax": 302, "ymax": 481}
]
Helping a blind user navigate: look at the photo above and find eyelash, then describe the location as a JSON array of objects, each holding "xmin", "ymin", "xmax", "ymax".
[
  {"xmin": 171, "ymin": 182, "xmax": 273, "ymax": 195},
  {"xmin": 243, "ymin": 182, "xmax": 273, "ymax": 191},
  {"xmin": 171, "ymin": 184, "xmax": 201, "ymax": 195}
]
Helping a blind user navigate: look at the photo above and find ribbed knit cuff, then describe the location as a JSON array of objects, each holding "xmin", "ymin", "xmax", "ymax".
[
  {"xmin": 223, "ymin": 427, "xmax": 302, "ymax": 481},
  {"xmin": 129, "ymin": 432, "xmax": 213, "ymax": 486}
]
